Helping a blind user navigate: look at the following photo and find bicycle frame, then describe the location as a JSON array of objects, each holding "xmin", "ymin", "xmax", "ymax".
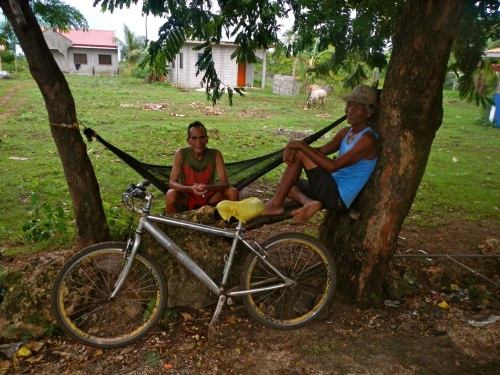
[{"xmin": 111, "ymin": 194, "xmax": 293, "ymax": 300}]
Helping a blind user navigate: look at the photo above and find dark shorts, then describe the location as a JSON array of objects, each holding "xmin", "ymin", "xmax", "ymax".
[{"xmin": 295, "ymin": 168, "xmax": 346, "ymax": 211}]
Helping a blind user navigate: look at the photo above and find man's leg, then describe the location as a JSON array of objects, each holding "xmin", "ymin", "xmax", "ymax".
[
  {"xmin": 208, "ymin": 187, "xmax": 239, "ymax": 206},
  {"xmin": 165, "ymin": 189, "xmax": 188, "ymax": 214},
  {"xmin": 262, "ymin": 152, "xmax": 310, "ymax": 216},
  {"xmin": 288, "ymin": 185, "xmax": 322, "ymax": 223}
]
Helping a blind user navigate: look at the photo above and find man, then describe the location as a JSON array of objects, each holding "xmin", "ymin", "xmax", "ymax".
[
  {"xmin": 166, "ymin": 121, "xmax": 239, "ymax": 214},
  {"xmin": 262, "ymin": 84, "xmax": 379, "ymax": 223}
]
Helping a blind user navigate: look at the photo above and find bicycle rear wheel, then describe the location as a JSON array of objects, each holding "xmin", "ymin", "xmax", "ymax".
[
  {"xmin": 52, "ymin": 242, "xmax": 167, "ymax": 349},
  {"xmin": 240, "ymin": 233, "xmax": 336, "ymax": 329}
]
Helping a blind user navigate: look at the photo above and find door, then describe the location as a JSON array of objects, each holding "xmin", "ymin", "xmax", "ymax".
[{"xmin": 237, "ymin": 63, "xmax": 246, "ymax": 87}]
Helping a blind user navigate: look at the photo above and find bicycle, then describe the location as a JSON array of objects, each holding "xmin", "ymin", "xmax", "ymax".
[{"xmin": 52, "ymin": 181, "xmax": 337, "ymax": 349}]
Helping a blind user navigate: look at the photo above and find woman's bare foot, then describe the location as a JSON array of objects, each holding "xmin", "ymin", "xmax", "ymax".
[
  {"xmin": 261, "ymin": 203, "xmax": 285, "ymax": 216},
  {"xmin": 291, "ymin": 201, "xmax": 322, "ymax": 223}
]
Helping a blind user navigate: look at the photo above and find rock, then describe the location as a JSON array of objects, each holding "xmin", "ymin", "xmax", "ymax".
[
  {"xmin": 0, "ymin": 206, "xmax": 246, "ymax": 340},
  {"xmin": 479, "ymin": 238, "xmax": 499, "ymax": 254}
]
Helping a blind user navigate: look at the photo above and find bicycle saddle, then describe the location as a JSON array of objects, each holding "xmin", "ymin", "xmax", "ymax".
[{"xmin": 216, "ymin": 197, "xmax": 264, "ymax": 223}]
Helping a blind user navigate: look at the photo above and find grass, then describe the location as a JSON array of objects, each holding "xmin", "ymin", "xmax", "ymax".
[{"xmin": 0, "ymin": 72, "xmax": 498, "ymax": 254}]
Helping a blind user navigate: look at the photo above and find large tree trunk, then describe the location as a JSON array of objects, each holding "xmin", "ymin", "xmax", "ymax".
[
  {"xmin": 320, "ymin": 0, "xmax": 464, "ymax": 305},
  {"xmin": 1, "ymin": 0, "xmax": 110, "ymax": 248}
]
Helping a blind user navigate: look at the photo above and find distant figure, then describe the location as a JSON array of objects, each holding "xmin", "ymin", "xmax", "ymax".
[
  {"xmin": 263, "ymin": 84, "xmax": 379, "ymax": 223},
  {"xmin": 166, "ymin": 121, "xmax": 239, "ymax": 214}
]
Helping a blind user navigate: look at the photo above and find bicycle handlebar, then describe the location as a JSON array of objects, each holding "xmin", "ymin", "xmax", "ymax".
[
  {"xmin": 122, "ymin": 181, "xmax": 152, "ymax": 213},
  {"xmin": 124, "ymin": 180, "xmax": 151, "ymax": 199}
]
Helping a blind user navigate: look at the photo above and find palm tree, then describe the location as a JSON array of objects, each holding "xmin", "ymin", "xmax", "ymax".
[{"xmin": 115, "ymin": 24, "xmax": 147, "ymax": 74}]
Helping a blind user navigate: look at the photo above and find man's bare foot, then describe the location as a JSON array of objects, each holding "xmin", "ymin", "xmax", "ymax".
[
  {"xmin": 261, "ymin": 203, "xmax": 285, "ymax": 216},
  {"xmin": 291, "ymin": 201, "xmax": 322, "ymax": 223}
]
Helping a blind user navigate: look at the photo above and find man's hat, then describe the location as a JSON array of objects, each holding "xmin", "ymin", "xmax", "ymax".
[{"xmin": 343, "ymin": 84, "xmax": 378, "ymax": 107}]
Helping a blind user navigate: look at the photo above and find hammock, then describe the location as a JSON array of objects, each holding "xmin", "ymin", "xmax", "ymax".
[{"xmin": 83, "ymin": 115, "xmax": 347, "ymax": 193}]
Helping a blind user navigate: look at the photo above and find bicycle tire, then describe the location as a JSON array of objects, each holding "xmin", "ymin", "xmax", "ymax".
[
  {"xmin": 240, "ymin": 233, "xmax": 336, "ymax": 329},
  {"xmin": 52, "ymin": 242, "xmax": 167, "ymax": 349}
]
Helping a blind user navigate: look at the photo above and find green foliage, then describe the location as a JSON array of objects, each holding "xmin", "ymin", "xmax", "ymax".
[
  {"xmin": 0, "ymin": 50, "xmax": 14, "ymax": 64},
  {"xmin": 144, "ymin": 350, "xmax": 161, "ymax": 367},
  {"xmin": 115, "ymin": 24, "xmax": 147, "ymax": 73},
  {"xmin": 163, "ymin": 308, "xmax": 178, "ymax": 322},
  {"xmin": 143, "ymin": 299, "xmax": 158, "ymax": 320},
  {"xmin": 32, "ymin": 0, "xmax": 88, "ymax": 31},
  {"xmin": 94, "ymin": 1, "xmax": 498, "ymax": 109},
  {"xmin": 307, "ymin": 343, "xmax": 335, "ymax": 354},
  {"xmin": 0, "ymin": 20, "xmax": 16, "ymax": 51},
  {"xmin": 21, "ymin": 193, "xmax": 69, "ymax": 243},
  {"xmin": 104, "ymin": 203, "xmax": 135, "ymax": 240}
]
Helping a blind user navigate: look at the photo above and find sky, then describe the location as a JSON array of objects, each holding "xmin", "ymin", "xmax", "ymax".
[
  {"xmin": 62, "ymin": 1, "xmax": 166, "ymax": 42},
  {"xmin": 1, "ymin": 1, "xmax": 293, "ymax": 47}
]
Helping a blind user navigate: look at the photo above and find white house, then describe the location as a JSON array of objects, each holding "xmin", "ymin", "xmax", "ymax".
[
  {"xmin": 42, "ymin": 29, "xmax": 119, "ymax": 76},
  {"xmin": 168, "ymin": 40, "xmax": 267, "ymax": 89}
]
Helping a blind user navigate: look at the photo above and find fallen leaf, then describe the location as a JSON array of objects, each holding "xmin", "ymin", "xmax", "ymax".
[{"xmin": 180, "ymin": 312, "xmax": 194, "ymax": 321}]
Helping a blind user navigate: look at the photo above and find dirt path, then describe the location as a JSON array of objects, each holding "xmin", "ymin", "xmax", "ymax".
[{"xmin": 0, "ymin": 83, "xmax": 29, "ymax": 121}]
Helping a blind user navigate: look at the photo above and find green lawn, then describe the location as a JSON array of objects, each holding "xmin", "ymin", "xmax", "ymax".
[{"xmin": 0, "ymin": 73, "xmax": 498, "ymax": 253}]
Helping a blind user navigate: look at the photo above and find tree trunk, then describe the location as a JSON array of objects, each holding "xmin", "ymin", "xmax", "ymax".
[
  {"xmin": 320, "ymin": 0, "xmax": 464, "ymax": 306},
  {"xmin": 1, "ymin": 0, "xmax": 110, "ymax": 248}
]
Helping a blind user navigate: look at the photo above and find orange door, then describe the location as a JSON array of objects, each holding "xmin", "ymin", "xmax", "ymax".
[{"xmin": 237, "ymin": 63, "xmax": 246, "ymax": 87}]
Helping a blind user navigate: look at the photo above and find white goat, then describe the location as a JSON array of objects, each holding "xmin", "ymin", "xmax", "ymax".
[
  {"xmin": 305, "ymin": 84, "xmax": 334, "ymax": 96},
  {"xmin": 306, "ymin": 89, "xmax": 327, "ymax": 109}
]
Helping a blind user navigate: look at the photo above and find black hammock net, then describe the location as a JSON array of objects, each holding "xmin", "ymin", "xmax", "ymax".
[{"xmin": 82, "ymin": 115, "xmax": 347, "ymax": 194}]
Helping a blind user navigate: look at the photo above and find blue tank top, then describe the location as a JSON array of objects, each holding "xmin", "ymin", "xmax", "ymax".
[{"xmin": 332, "ymin": 127, "xmax": 378, "ymax": 208}]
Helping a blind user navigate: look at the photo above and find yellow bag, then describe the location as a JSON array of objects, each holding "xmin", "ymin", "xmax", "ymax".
[{"xmin": 216, "ymin": 197, "xmax": 264, "ymax": 223}]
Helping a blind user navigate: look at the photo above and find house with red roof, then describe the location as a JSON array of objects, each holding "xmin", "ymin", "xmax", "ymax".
[{"xmin": 42, "ymin": 29, "xmax": 118, "ymax": 76}]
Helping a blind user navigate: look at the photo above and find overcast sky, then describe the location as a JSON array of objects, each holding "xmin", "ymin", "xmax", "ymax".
[
  {"xmin": 62, "ymin": 1, "xmax": 165, "ymax": 42},
  {"xmin": 1, "ymin": 1, "xmax": 292, "ymax": 44}
]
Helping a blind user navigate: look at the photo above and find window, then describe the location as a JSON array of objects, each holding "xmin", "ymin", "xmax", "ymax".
[
  {"xmin": 171, "ymin": 58, "xmax": 175, "ymax": 68},
  {"xmin": 179, "ymin": 53, "xmax": 183, "ymax": 69},
  {"xmin": 196, "ymin": 52, "xmax": 212, "ymax": 70},
  {"xmin": 99, "ymin": 54, "xmax": 112, "ymax": 65},
  {"xmin": 74, "ymin": 54, "xmax": 87, "ymax": 64}
]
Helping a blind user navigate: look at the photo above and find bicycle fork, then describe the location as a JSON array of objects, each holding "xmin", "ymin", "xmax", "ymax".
[{"xmin": 110, "ymin": 232, "xmax": 142, "ymax": 299}]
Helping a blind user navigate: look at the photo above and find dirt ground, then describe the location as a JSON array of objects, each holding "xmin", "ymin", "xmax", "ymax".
[{"xmin": 2, "ymin": 192, "xmax": 499, "ymax": 375}]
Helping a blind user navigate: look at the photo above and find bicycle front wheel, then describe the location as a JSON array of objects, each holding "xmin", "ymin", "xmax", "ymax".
[
  {"xmin": 52, "ymin": 242, "xmax": 167, "ymax": 349},
  {"xmin": 240, "ymin": 233, "xmax": 336, "ymax": 329}
]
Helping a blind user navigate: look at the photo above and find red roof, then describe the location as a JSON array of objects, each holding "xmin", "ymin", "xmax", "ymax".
[{"xmin": 60, "ymin": 29, "xmax": 117, "ymax": 49}]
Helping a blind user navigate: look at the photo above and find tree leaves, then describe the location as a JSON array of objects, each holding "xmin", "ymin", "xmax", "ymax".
[
  {"xmin": 93, "ymin": 0, "xmax": 499, "ymax": 107},
  {"xmin": 32, "ymin": 0, "xmax": 88, "ymax": 31}
]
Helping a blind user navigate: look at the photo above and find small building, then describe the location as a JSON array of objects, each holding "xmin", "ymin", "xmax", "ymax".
[
  {"xmin": 273, "ymin": 75, "xmax": 300, "ymax": 96},
  {"xmin": 168, "ymin": 40, "xmax": 267, "ymax": 89},
  {"xmin": 42, "ymin": 29, "xmax": 119, "ymax": 76}
]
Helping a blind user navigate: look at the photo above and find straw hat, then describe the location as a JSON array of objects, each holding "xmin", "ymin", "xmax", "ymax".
[{"xmin": 343, "ymin": 85, "xmax": 378, "ymax": 107}]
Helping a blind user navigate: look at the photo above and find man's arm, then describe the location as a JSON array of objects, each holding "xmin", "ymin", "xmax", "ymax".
[
  {"xmin": 289, "ymin": 130, "xmax": 377, "ymax": 173},
  {"xmin": 283, "ymin": 128, "xmax": 347, "ymax": 168}
]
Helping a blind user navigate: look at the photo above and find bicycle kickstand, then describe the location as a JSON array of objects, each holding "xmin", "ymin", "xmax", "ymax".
[{"xmin": 208, "ymin": 294, "xmax": 226, "ymax": 337}]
